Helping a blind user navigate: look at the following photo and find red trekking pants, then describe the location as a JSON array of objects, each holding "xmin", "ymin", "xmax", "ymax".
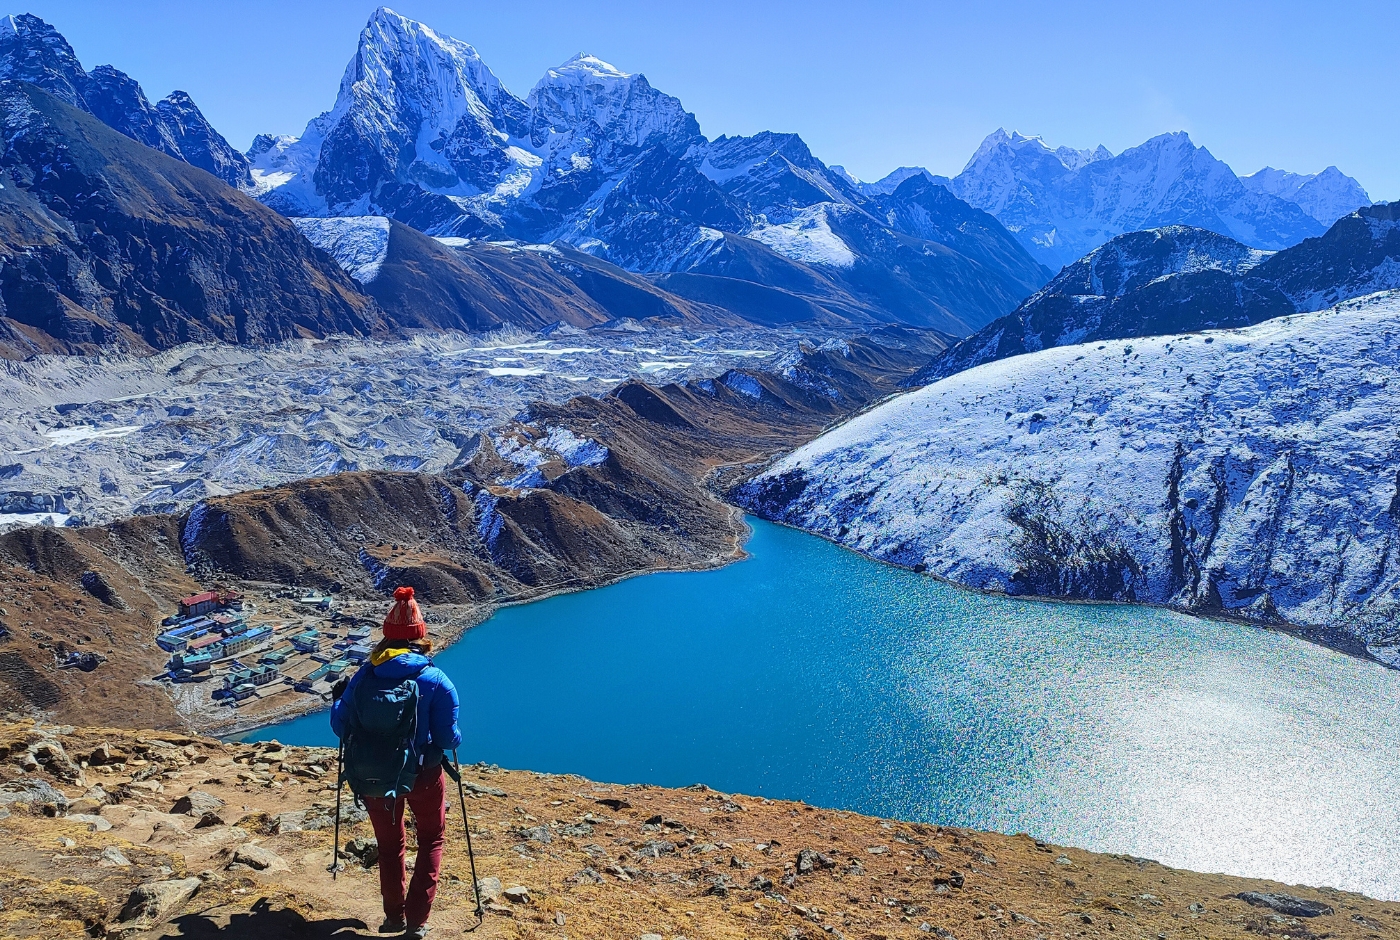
[{"xmin": 363, "ymin": 763, "xmax": 447, "ymax": 927}]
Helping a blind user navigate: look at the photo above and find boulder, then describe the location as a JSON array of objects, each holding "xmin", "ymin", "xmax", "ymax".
[
  {"xmin": 520, "ymin": 825, "xmax": 552, "ymax": 844},
  {"xmin": 269, "ymin": 811, "xmax": 308, "ymax": 834},
  {"xmin": 595, "ymin": 797, "xmax": 630, "ymax": 811},
  {"xmin": 65, "ymin": 813, "xmax": 112, "ymax": 832},
  {"xmin": 231, "ymin": 843, "xmax": 288, "ymax": 872},
  {"xmin": 147, "ymin": 819, "xmax": 191, "ymax": 845},
  {"xmin": 797, "ymin": 848, "xmax": 836, "ymax": 874},
  {"xmin": 344, "ymin": 837, "xmax": 379, "ymax": 868},
  {"xmin": 30, "ymin": 740, "xmax": 83, "ymax": 782},
  {"xmin": 171, "ymin": 791, "xmax": 224, "ymax": 816},
  {"xmin": 1235, "ymin": 893, "xmax": 1334, "ymax": 918},
  {"xmin": 633, "ymin": 840, "xmax": 675, "ymax": 859},
  {"xmin": 116, "ymin": 877, "xmax": 201, "ymax": 930},
  {"xmin": 0, "ymin": 777, "xmax": 69, "ymax": 812},
  {"xmin": 476, "ymin": 876, "xmax": 503, "ymax": 902},
  {"xmin": 100, "ymin": 846, "xmax": 132, "ymax": 867}
]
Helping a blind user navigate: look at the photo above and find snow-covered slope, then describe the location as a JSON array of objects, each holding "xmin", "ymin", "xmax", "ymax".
[
  {"xmin": 0, "ymin": 13, "xmax": 250, "ymax": 187},
  {"xmin": 1241, "ymin": 166, "xmax": 1371, "ymax": 226},
  {"xmin": 749, "ymin": 204, "xmax": 857, "ymax": 268},
  {"xmin": 942, "ymin": 129, "xmax": 1350, "ymax": 268},
  {"xmin": 738, "ymin": 291, "xmax": 1400, "ymax": 664}
]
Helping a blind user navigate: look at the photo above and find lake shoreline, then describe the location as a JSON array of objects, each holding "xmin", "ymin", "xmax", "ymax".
[
  {"xmin": 751, "ymin": 515, "xmax": 1397, "ymax": 673},
  {"xmin": 227, "ymin": 506, "xmax": 1395, "ymax": 742},
  {"xmin": 213, "ymin": 503, "xmax": 755, "ymax": 740}
]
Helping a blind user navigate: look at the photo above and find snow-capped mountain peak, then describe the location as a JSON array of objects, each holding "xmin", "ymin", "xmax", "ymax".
[
  {"xmin": 854, "ymin": 165, "xmax": 937, "ymax": 197},
  {"xmin": 962, "ymin": 128, "xmax": 1112, "ymax": 177},
  {"xmin": 350, "ymin": 6, "xmax": 524, "ymax": 135},
  {"xmin": 550, "ymin": 52, "xmax": 631, "ymax": 80},
  {"xmin": 527, "ymin": 51, "xmax": 698, "ymax": 152},
  {"xmin": 252, "ymin": 6, "xmax": 533, "ymax": 220},
  {"xmin": 1240, "ymin": 164, "xmax": 1371, "ymax": 226}
]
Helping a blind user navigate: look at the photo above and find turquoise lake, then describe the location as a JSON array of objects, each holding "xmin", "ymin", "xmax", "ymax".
[{"xmin": 251, "ymin": 518, "xmax": 1400, "ymax": 900}]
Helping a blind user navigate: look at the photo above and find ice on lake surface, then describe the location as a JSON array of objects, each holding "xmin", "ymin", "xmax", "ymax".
[
  {"xmin": 253, "ymin": 519, "xmax": 1400, "ymax": 902},
  {"xmin": 0, "ymin": 324, "xmax": 828, "ymax": 528}
]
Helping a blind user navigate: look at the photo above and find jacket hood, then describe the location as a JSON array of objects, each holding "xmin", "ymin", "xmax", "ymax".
[{"xmin": 371, "ymin": 651, "xmax": 432, "ymax": 680}]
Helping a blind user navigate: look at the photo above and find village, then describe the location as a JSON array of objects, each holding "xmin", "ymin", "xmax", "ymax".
[{"xmin": 155, "ymin": 587, "xmax": 379, "ymax": 710}]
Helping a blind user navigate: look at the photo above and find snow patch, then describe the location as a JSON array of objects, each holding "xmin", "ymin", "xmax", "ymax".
[
  {"xmin": 292, "ymin": 216, "xmax": 392, "ymax": 283},
  {"xmin": 44, "ymin": 425, "xmax": 142, "ymax": 446},
  {"xmin": 749, "ymin": 205, "xmax": 856, "ymax": 268}
]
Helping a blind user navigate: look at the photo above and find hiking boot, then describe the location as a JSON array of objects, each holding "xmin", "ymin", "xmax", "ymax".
[
  {"xmin": 405, "ymin": 926, "xmax": 430, "ymax": 939},
  {"xmin": 378, "ymin": 916, "xmax": 406, "ymax": 934}
]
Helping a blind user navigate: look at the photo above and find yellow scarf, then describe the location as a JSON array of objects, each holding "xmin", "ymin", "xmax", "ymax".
[{"xmin": 370, "ymin": 645, "xmax": 412, "ymax": 666}]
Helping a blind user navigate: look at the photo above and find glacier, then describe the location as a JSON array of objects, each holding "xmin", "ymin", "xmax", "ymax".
[
  {"xmin": 292, "ymin": 216, "xmax": 392, "ymax": 283},
  {"xmin": 737, "ymin": 291, "xmax": 1400, "ymax": 664}
]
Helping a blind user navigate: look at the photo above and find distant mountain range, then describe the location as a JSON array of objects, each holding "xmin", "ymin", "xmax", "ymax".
[
  {"xmin": 858, "ymin": 131, "xmax": 1372, "ymax": 269},
  {"xmin": 914, "ymin": 203, "xmax": 1400, "ymax": 382},
  {"xmin": 0, "ymin": 8, "xmax": 1381, "ymax": 356}
]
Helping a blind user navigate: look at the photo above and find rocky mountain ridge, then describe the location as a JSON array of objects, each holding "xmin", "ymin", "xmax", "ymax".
[
  {"xmin": 0, "ymin": 13, "xmax": 250, "ymax": 188},
  {"xmin": 0, "ymin": 82, "xmax": 379, "ymax": 358},
  {"xmin": 915, "ymin": 203, "xmax": 1400, "ymax": 381},
  {"xmin": 1241, "ymin": 165, "xmax": 1372, "ymax": 226}
]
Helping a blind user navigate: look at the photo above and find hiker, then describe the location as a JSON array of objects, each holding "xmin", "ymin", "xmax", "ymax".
[{"xmin": 331, "ymin": 586, "xmax": 461, "ymax": 938}]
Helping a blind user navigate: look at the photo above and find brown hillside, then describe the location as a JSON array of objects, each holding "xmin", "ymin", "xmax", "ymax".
[{"xmin": 0, "ymin": 720, "xmax": 1395, "ymax": 940}]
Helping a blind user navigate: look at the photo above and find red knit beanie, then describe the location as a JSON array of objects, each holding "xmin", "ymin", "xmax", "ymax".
[{"xmin": 383, "ymin": 586, "xmax": 427, "ymax": 641}]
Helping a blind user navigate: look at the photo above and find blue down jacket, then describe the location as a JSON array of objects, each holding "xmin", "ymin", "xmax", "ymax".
[{"xmin": 330, "ymin": 651, "xmax": 462, "ymax": 768}]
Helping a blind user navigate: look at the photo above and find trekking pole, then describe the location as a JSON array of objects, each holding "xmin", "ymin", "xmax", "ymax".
[
  {"xmin": 329, "ymin": 738, "xmax": 344, "ymax": 880},
  {"xmin": 448, "ymin": 749, "xmax": 484, "ymax": 922}
]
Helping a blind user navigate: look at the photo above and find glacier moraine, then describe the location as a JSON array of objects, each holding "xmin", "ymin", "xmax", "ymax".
[{"xmin": 0, "ymin": 323, "xmax": 825, "ymax": 527}]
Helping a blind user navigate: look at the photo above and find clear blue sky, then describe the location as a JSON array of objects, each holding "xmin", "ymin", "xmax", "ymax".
[{"xmin": 15, "ymin": 0, "xmax": 1400, "ymax": 199}]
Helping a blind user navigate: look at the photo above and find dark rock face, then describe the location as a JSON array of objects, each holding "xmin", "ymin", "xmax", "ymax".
[
  {"xmin": 154, "ymin": 91, "xmax": 254, "ymax": 190},
  {"xmin": 0, "ymin": 82, "xmax": 380, "ymax": 357},
  {"xmin": 0, "ymin": 13, "xmax": 250, "ymax": 188},
  {"xmin": 914, "ymin": 210, "xmax": 1400, "ymax": 383},
  {"xmin": 1234, "ymin": 892, "xmax": 1334, "ymax": 918}
]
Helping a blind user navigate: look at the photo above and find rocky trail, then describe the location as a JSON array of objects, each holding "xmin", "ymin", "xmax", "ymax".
[{"xmin": 0, "ymin": 720, "xmax": 1396, "ymax": 940}]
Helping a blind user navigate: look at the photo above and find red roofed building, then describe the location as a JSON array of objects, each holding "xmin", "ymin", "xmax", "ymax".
[
  {"xmin": 187, "ymin": 633, "xmax": 223, "ymax": 652},
  {"xmin": 179, "ymin": 592, "xmax": 219, "ymax": 617}
]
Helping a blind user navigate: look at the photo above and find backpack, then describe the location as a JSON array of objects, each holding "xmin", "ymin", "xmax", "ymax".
[{"xmin": 341, "ymin": 666, "xmax": 423, "ymax": 799}]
